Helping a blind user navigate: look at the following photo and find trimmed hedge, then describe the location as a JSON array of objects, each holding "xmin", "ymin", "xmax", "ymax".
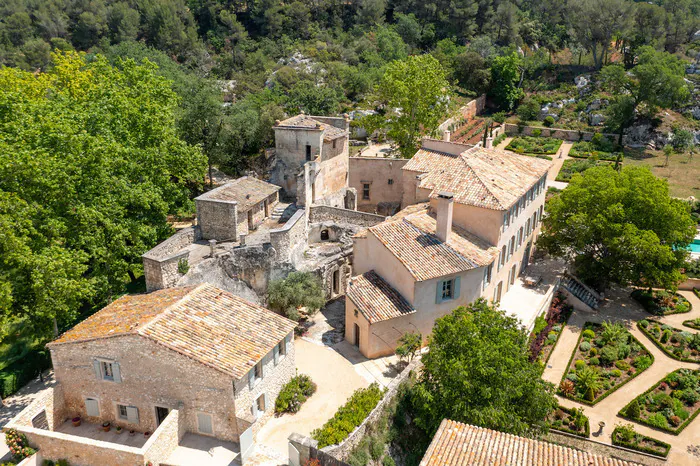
[
  {"xmin": 549, "ymin": 405, "xmax": 590, "ymax": 438},
  {"xmin": 558, "ymin": 323, "xmax": 653, "ymax": 406},
  {"xmin": 611, "ymin": 426, "xmax": 670, "ymax": 458},
  {"xmin": 312, "ymin": 383, "xmax": 385, "ymax": 448},
  {"xmin": 618, "ymin": 369, "xmax": 700, "ymax": 435},
  {"xmin": 0, "ymin": 349, "xmax": 51, "ymax": 398},
  {"xmin": 683, "ymin": 317, "xmax": 700, "ymax": 330},
  {"xmin": 631, "ymin": 289, "xmax": 692, "ymax": 316},
  {"xmin": 637, "ymin": 320, "xmax": 700, "ymax": 363}
]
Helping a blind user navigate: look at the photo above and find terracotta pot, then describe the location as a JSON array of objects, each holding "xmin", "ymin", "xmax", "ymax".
[
  {"xmin": 72, "ymin": 417, "xmax": 81, "ymax": 427},
  {"xmin": 102, "ymin": 423, "xmax": 111, "ymax": 432}
]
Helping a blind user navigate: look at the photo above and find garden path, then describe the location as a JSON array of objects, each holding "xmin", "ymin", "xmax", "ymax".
[
  {"xmin": 495, "ymin": 137, "xmax": 512, "ymax": 149},
  {"xmin": 546, "ymin": 141, "xmax": 573, "ymax": 182},
  {"xmin": 542, "ymin": 288, "xmax": 700, "ymax": 465}
]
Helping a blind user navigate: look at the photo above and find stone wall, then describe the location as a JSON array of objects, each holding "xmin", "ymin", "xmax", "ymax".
[
  {"xmin": 503, "ymin": 123, "xmax": 617, "ymax": 143},
  {"xmin": 309, "ymin": 205, "xmax": 386, "ymax": 228},
  {"xmin": 348, "ymin": 157, "xmax": 408, "ymax": 215},
  {"xmin": 196, "ymin": 198, "xmax": 238, "ymax": 241},
  {"xmin": 270, "ymin": 209, "xmax": 307, "ymax": 263},
  {"xmin": 142, "ymin": 226, "xmax": 200, "ymax": 292},
  {"xmin": 679, "ymin": 277, "xmax": 700, "ymax": 291},
  {"xmin": 321, "ymin": 357, "xmax": 422, "ymax": 461},
  {"xmin": 288, "ymin": 434, "xmax": 350, "ymax": 466},
  {"xmin": 438, "ymin": 95, "xmax": 487, "ymax": 133},
  {"xmin": 143, "ymin": 408, "xmax": 183, "ymax": 465},
  {"xmin": 545, "ymin": 430, "xmax": 666, "ymax": 466}
]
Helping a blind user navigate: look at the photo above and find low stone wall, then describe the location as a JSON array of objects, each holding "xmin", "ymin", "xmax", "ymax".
[
  {"xmin": 143, "ymin": 409, "xmax": 183, "ymax": 465},
  {"xmin": 438, "ymin": 95, "xmax": 487, "ymax": 133},
  {"xmin": 679, "ymin": 277, "xmax": 700, "ymax": 291},
  {"xmin": 270, "ymin": 209, "xmax": 306, "ymax": 263},
  {"xmin": 309, "ymin": 205, "xmax": 386, "ymax": 228},
  {"xmin": 504, "ymin": 123, "xmax": 618, "ymax": 143},
  {"xmin": 546, "ymin": 430, "xmax": 666, "ymax": 465},
  {"xmin": 142, "ymin": 226, "xmax": 200, "ymax": 292},
  {"xmin": 17, "ymin": 451, "xmax": 42, "ymax": 466},
  {"xmin": 321, "ymin": 357, "xmax": 422, "ymax": 461}
]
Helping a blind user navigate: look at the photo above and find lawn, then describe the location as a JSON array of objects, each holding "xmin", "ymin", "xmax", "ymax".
[
  {"xmin": 638, "ymin": 320, "xmax": 700, "ymax": 363},
  {"xmin": 631, "ymin": 289, "xmax": 692, "ymax": 316},
  {"xmin": 546, "ymin": 405, "xmax": 589, "ymax": 438},
  {"xmin": 555, "ymin": 159, "xmax": 613, "ymax": 182},
  {"xmin": 559, "ymin": 322, "xmax": 653, "ymax": 405},
  {"xmin": 619, "ymin": 369, "xmax": 700, "ymax": 435},
  {"xmin": 624, "ymin": 148, "xmax": 700, "ymax": 198},
  {"xmin": 505, "ymin": 136, "xmax": 563, "ymax": 155}
]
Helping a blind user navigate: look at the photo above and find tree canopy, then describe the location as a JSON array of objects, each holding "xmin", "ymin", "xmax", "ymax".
[
  {"xmin": 267, "ymin": 271, "xmax": 325, "ymax": 321},
  {"xmin": 0, "ymin": 51, "xmax": 205, "ymax": 334},
  {"xmin": 537, "ymin": 165, "xmax": 695, "ymax": 291},
  {"xmin": 412, "ymin": 299, "xmax": 557, "ymax": 436}
]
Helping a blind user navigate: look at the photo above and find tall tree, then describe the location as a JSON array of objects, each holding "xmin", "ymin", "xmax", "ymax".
[
  {"xmin": 537, "ymin": 166, "xmax": 695, "ymax": 291},
  {"xmin": 379, "ymin": 54, "xmax": 451, "ymax": 157},
  {"xmin": 412, "ymin": 299, "xmax": 557, "ymax": 436},
  {"xmin": 569, "ymin": 0, "xmax": 633, "ymax": 69},
  {"xmin": 489, "ymin": 51, "xmax": 523, "ymax": 110}
]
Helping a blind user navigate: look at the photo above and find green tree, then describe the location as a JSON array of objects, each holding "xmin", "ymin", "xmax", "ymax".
[
  {"xmin": 671, "ymin": 126, "xmax": 694, "ymax": 153},
  {"xmin": 489, "ymin": 51, "xmax": 523, "ymax": 110},
  {"xmin": 412, "ymin": 299, "xmax": 557, "ymax": 435},
  {"xmin": 395, "ymin": 332, "xmax": 421, "ymax": 362},
  {"xmin": 267, "ymin": 272, "xmax": 325, "ymax": 321},
  {"xmin": 537, "ymin": 166, "xmax": 696, "ymax": 291},
  {"xmin": 379, "ymin": 54, "xmax": 451, "ymax": 158},
  {"xmin": 516, "ymin": 97, "xmax": 540, "ymax": 121},
  {"xmin": 453, "ymin": 51, "xmax": 490, "ymax": 95},
  {"xmin": 288, "ymin": 80, "xmax": 342, "ymax": 116},
  {"xmin": 0, "ymin": 51, "xmax": 206, "ymax": 334}
]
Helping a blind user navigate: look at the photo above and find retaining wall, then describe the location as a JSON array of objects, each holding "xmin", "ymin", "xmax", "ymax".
[
  {"xmin": 309, "ymin": 205, "xmax": 386, "ymax": 228},
  {"xmin": 438, "ymin": 95, "xmax": 487, "ymax": 133},
  {"xmin": 504, "ymin": 123, "xmax": 618, "ymax": 143},
  {"xmin": 270, "ymin": 209, "xmax": 307, "ymax": 263},
  {"xmin": 679, "ymin": 277, "xmax": 700, "ymax": 291}
]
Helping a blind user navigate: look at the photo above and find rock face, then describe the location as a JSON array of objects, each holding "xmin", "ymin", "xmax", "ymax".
[{"xmin": 589, "ymin": 113, "xmax": 605, "ymax": 126}]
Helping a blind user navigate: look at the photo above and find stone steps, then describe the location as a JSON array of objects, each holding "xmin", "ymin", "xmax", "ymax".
[{"xmin": 561, "ymin": 276, "xmax": 600, "ymax": 309}]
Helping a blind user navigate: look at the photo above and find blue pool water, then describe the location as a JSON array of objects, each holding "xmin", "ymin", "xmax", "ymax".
[{"xmin": 691, "ymin": 239, "xmax": 700, "ymax": 253}]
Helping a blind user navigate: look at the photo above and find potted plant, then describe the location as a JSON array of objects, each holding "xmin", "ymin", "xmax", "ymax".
[
  {"xmin": 102, "ymin": 422, "xmax": 111, "ymax": 432},
  {"xmin": 128, "ymin": 430, "xmax": 136, "ymax": 437},
  {"xmin": 115, "ymin": 426, "xmax": 123, "ymax": 434},
  {"xmin": 72, "ymin": 416, "xmax": 81, "ymax": 427},
  {"xmin": 144, "ymin": 431, "xmax": 150, "ymax": 438}
]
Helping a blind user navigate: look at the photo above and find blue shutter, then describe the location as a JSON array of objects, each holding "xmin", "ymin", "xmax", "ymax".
[
  {"xmin": 248, "ymin": 368, "xmax": 255, "ymax": 390},
  {"xmin": 93, "ymin": 359, "xmax": 102, "ymax": 380},
  {"xmin": 112, "ymin": 362, "xmax": 121, "ymax": 383},
  {"xmin": 454, "ymin": 277, "xmax": 461, "ymax": 300},
  {"xmin": 435, "ymin": 281, "xmax": 443, "ymax": 304},
  {"xmin": 273, "ymin": 345, "xmax": 279, "ymax": 366}
]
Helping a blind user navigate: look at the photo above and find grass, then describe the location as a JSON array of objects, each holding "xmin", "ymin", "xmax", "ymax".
[
  {"xmin": 623, "ymin": 147, "xmax": 700, "ymax": 198},
  {"xmin": 555, "ymin": 159, "xmax": 613, "ymax": 182}
]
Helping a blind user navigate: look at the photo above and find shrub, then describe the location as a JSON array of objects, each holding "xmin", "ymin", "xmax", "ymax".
[
  {"xmin": 5, "ymin": 428, "xmax": 36, "ymax": 461},
  {"xmin": 582, "ymin": 329, "xmax": 595, "ymax": 340},
  {"xmin": 661, "ymin": 329, "xmax": 671, "ymax": 343},
  {"xmin": 575, "ymin": 360, "xmax": 586, "ymax": 370},
  {"xmin": 275, "ymin": 374, "xmax": 317, "ymax": 414},
  {"xmin": 589, "ymin": 357, "xmax": 600, "ymax": 366},
  {"xmin": 615, "ymin": 423, "xmax": 637, "ymax": 443},
  {"xmin": 370, "ymin": 437, "xmax": 385, "ymax": 460},
  {"xmin": 646, "ymin": 412, "xmax": 669, "ymax": 429},
  {"xmin": 669, "ymin": 415, "xmax": 682, "ymax": 426},
  {"xmin": 268, "ymin": 272, "xmax": 326, "ymax": 321},
  {"xmin": 532, "ymin": 128, "xmax": 542, "ymax": 137},
  {"xmin": 560, "ymin": 379, "xmax": 575, "ymax": 396},
  {"xmin": 600, "ymin": 346, "xmax": 619, "ymax": 366},
  {"xmin": 382, "ymin": 456, "xmax": 396, "ymax": 466},
  {"xmin": 589, "ymin": 347, "xmax": 598, "ymax": 356},
  {"xmin": 395, "ymin": 332, "xmax": 422, "ymax": 362},
  {"xmin": 611, "ymin": 369, "xmax": 622, "ymax": 377},
  {"xmin": 579, "ymin": 341, "xmax": 591, "ymax": 352},
  {"xmin": 633, "ymin": 356, "xmax": 653, "ymax": 371},
  {"xmin": 543, "ymin": 116, "xmax": 555, "ymax": 127},
  {"xmin": 177, "ymin": 258, "xmax": 189, "ymax": 274},
  {"xmin": 617, "ymin": 344, "xmax": 631, "ymax": 359},
  {"xmin": 312, "ymin": 384, "xmax": 384, "ymax": 447},
  {"xmin": 639, "ymin": 320, "xmax": 649, "ymax": 328},
  {"xmin": 626, "ymin": 399, "xmax": 640, "ymax": 419},
  {"xmin": 517, "ymin": 98, "xmax": 540, "ymax": 121},
  {"xmin": 615, "ymin": 360, "xmax": 630, "ymax": 371},
  {"xmin": 0, "ymin": 349, "xmax": 51, "ymax": 398},
  {"xmin": 680, "ymin": 388, "xmax": 700, "ymax": 405}
]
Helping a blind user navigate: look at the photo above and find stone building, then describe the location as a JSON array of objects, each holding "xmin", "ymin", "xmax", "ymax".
[
  {"xmin": 194, "ymin": 176, "xmax": 280, "ymax": 242},
  {"xmin": 271, "ymin": 114, "xmax": 355, "ymax": 209},
  {"xmin": 345, "ymin": 139, "xmax": 551, "ymax": 358},
  {"xmin": 8, "ymin": 283, "xmax": 296, "ymax": 465}
]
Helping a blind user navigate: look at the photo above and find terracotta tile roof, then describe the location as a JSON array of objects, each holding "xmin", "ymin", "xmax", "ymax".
[
  {"xmin": 403, "ymin": 146, "xmax": 551, "ymax": 211},
  {"xmin": 195, "ymin": 176, "xmax": 279, "ymax": 211},
  {"xmin": 50, "ymin": 284, "xmax": 296, "ymax": 379},
  {"xmin": 275, "ymin": 114, "xmax": 347, "ymax": 141},
  {"xmin": 420, "ymin": 420, "xmax": 640, "ymax": 466},
  {"xmin": 347, "ymin": 271, "xmax": 416, "ymax": 323},
  {"xmin": 368, "ymin": 206, "xmax": 498, "ymax": 281}
]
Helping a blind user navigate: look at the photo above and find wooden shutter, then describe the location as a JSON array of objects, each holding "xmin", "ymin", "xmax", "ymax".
[
  {"xmin": 197, "ymin": 413, "xmax": 213, "ymax": 434},
  {"xmin": 285, "ymin": 333, "xmax": 292, "ymax": 355},
  {"xmin": 454, "ymin": 277, "xmax": 461, "ymax": 299},
  {"xmin": 126, "ymin": 406, "xmax": 139, "ymax": 424},
  {"xmin": 112, "ymin": 362, "xmax": 122, "ymax": 383},
  {"xmin": 248, "ymin": 368, "xmax": 255, "ymax": 390},
  {"xmin": 273, "ymin": 345, "xmax": 279, "ymax": 366},
  {"xmin": 93, "ymin": 360, "xmax": 102, "ymax": 380},
  {"xmin": 85, "ymin": 398, "xmax": 99, "ymax": 417},
  {"xmin": 435, "ymin": 281, "xmax": 443, "ymax": 304}
]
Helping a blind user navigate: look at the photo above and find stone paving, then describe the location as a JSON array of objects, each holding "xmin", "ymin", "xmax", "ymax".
[{"xmin": 542, "ymin": 287, "xmax": 700, "ymax": 465}]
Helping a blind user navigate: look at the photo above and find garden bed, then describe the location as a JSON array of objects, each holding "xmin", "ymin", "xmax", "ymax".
[
  {"xmin": 568, "ymin": 140, "xmax": 622, "ymax": 162},
  {"xmin": 547, "ymin": 406, "xmax": 590, "ymax": 438},
  {"xmin": 631, "ymin": 289, "xmax": 692, "ymax": 316},
  {"xmin": 638, "ymin": 320, "xmax": 700, "ymax": 363},
  {"xmin": 529, "ymin": 293, "xmax": 573, "ymax": 365},
  {"xmin": 554, "ymin": 159, "xmax": 612, "ymax": 182},
  {"xmin": 618, "ymin": 369, "xmax": 700, "ymax": 435},
  {"xmin": 558, "ymin": 322, "xmax": 653, "ymax": 405},
  {"xmin": 611, "ymin": 424, "xmax": 671, "ymax": 458},
  {"xmin": 683, "ymin": 317, "xmax": 700, "ymax": 330},
  {"xmin": 505, "ymin": 136, "xmax": 562, "ymax": 155}
]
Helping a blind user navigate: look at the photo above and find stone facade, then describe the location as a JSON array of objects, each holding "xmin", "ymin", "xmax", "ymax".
[
  {"xmin": 142, "ymin": 227, "xmax": 200, "ymax": 292},
  {"xmin": 348, "ymin": 157, "xmax": 408, "ymax": 215},
  {"xmin": 308, "ymin": 205, "xmax": 386, "ymax": 228},
  {"xmin": 196, "ymin": 198, "xmax": 239, "ymax": 242}
]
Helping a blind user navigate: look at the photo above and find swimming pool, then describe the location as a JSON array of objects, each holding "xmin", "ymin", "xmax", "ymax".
[{"xmin": 691, "ymin": 239, "xmax": 700, "ymax": 253}]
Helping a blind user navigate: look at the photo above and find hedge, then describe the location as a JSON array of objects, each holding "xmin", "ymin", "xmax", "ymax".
[
  {"xmin": 637, "ymin": 320, "xmax": 700, "ymax": 363},
  {"xmin": 611, "ymin": 427, "xmax": 670, "ymax": 458},
  {"xmin": 683, "ymin": 318, "xmax": 700, "ymax": 330},
  {"xmin": 312, "ymin": 383, "xmax": 385, "ymax": 448},
  {"xmin": 558, "ymin": 323, "xmax": 654, "ymax": 406},
  {"xmin": 618, "ymin": 369, "xmax": 700, "ymax": 435},
  {"xmin": 549, "ymin": 405, "xmax": 590, "ymax": 438},
  {"xmin": 631, "ymin": 289, "xmax": 692, "ymax": 316},
  {"xmin": 0, "ymin": 349, "xmax": 51, "ymax": 398}
]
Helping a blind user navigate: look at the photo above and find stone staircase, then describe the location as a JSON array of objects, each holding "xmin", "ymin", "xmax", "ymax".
[
  {"xmin": 270, "ymin": 203, "xmax": 298, "ymax": 223},
  {"xmin": 561, "ymin": 274, "xmax": 601, "ymax": 309}
]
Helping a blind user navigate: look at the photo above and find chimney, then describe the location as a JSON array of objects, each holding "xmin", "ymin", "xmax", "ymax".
[
  {"xmin": 436, "ymin": 191, "xmax": 454, "ymax": 243},
  {"xmin": 443, "ymin": 130, "xmax": 451, "ymax": 142}
]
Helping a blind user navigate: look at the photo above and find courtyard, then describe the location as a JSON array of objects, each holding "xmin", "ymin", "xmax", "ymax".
[{"xmin": 542, "ymin": 287, "xmax": 700, "ymax": 465}]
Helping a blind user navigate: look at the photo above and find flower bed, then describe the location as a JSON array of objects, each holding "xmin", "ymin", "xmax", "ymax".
[
  {"xmin": 547, "ymin": 406, "xmax": 590, "ymax": 438},
  {"xmin": 638, "ymin": 320, "xmax": 700, "ymax": 363},
  {"xmin": 683, "ymin": 317, "xmax": 700, "ymax": 330},
  {"xmin": 529, "ymin": 293, "xmax": 573, "ymax": 364},
  {"xmin": 275, "ymin": 374, "xmax": 317, "ymax": 414},
  {"xmin": 611, "ymin": 424, "xmax": 671, "ymax": 458},
  {"xmin": 618, "ymin": 369, "xmax": 700, "ymax": 435},
  {"xmin": 558, "ymin": 322, "xmax": 653, "ymax": 405},
  {"xmin": 631, "ymin": 289, "xmax": 692, "ymax": 316},
  {"xmin": 505, "ymin": 136, "xmax": 563, "ymax": 155},
  {"xmin": 312, "ymin": 383, "xmax": 385, "ymax": 448},
  {"xmin": 568, "ymin": 140, "xmax": 622, "ymax": 162},
  {"xmin": 554, "ymin": 159, "xmax": 612, "ymax": 182}
]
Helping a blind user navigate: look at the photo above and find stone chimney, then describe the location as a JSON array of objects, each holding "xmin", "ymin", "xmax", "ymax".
[
  {"xmin": 436, "ymin": 191, "xmax": 454, "ymax": 243},
  {"xmin": 443, "ymin": 130, "xmax": 451, "ymax": 142}
]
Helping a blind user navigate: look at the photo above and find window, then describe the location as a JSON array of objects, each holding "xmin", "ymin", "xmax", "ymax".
[
  {"xmin": 508, "ymin": 235, "xmax": 515, "ymax": 258},
  {"xmin": 362, "ymin": 183, "xmax": 370, "ymax": 200},
  {"xmin": 436, "ymin": 277, "xmax": 460, "ymax": 304},
  {"xmin": 274, "ymin": 340, "xmax": 287, "ymax": 367},
  {"xmin": 499, "ymin": 245, "xmax": 506, "ymax": 269},
  {"xmin": 257, "ymin": 394, "xmax": 266, "ymax": 413},
  {"xmin": 85, "ymin": 398, "xmax": 99, "ymax": 417},
  {"xmin": 248, "ymin": 361, "xmax": 263, "ymax": 389},
  {"xmin": 517, "ymin": 227, "xmax": 523, "ymax": 248},
  {"xmin": 197, "ymin": 413, "xmax": 213, "ymax": 435},
  {"xmin": 526, "ymin": 218, "xmax": 531, "ymax": 236},
  {"xmin": 332, "ymin": 139, "xmax": 336, "ymax": 149},
  {"xmin": 93, "ymin": 358, "xmax": 121, "ymax": 383},
  {"xmin": 305, "ymin": 144, "xmax": 312, "ymax": 161},
  {"xmin": 117, "ymin": 404, "xmax": 139, "ymax": 424},
  {"xmin": 483, "ymin": 263, "xmax": 493, "ymax": 290},
  {"xmin": 388, "ymin": 179, "xmax": 394, "ymax": 185}
]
